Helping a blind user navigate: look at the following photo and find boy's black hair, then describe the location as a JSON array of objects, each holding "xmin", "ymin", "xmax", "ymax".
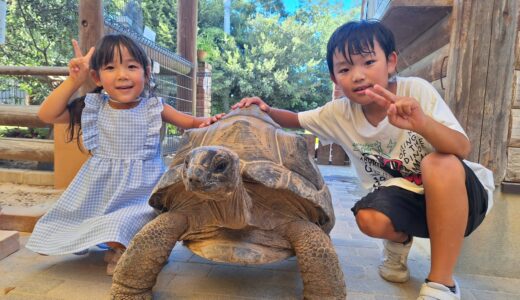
[
  {"xmin": 326, "ymin": 20, "xmax": 396, "ymax": 76},
  {"xmin": 67, "ymin": 34, "xmax": 150, "ymax": 149}
]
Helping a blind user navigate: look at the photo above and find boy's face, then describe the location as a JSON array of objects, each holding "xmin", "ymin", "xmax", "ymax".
[{"xmin": 330, "ymin": 39, "xmax": 397, "ymax": 106}]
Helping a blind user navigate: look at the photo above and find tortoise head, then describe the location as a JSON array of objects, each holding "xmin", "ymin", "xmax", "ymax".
[{"xmin": 182, "ymin": 146, "xmax": 241, "ymax": 198}]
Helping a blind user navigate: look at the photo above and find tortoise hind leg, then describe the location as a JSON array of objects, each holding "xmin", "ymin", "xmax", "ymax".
[
  {"xmin": 111, "ymin": 212, "xmax": 188, "ymax": 300},
  {"xmin": 280, "ymin": 220, "xmax": 346, "ymax": 300}
]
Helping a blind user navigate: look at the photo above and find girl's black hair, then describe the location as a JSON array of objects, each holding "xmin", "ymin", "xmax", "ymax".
[
  {"xmin": 66, "ymin": 34, "xmax": 150, "ymax": 148},
  {"xmin": 326, "ymin": 20, "xmax": 396, "ymax": 77}
]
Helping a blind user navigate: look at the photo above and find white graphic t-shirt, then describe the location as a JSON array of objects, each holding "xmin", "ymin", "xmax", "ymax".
[{"xmin": 298, "ymin": 76, "xmax": 494, "ymax": 213}]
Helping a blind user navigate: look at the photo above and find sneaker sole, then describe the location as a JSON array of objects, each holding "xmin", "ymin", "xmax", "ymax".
[{"xmin": 378, "ymin": 267, "xmax": 410, "ymax": 283}]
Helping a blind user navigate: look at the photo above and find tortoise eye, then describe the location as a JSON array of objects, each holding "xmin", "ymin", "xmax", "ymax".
[{"xmin": 214, "ymin": 161, "xmax": 228, "ymax": 173}]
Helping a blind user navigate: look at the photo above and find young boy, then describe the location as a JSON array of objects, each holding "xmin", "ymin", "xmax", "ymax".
[{"xmin": 232, "ymin": 20, "xmax": 494, "ymax": 299}]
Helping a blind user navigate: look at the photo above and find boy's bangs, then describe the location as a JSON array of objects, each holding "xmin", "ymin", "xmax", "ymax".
[{"xmin": 342, "ymin": 35, "xmax": 375, "ymax": 64}]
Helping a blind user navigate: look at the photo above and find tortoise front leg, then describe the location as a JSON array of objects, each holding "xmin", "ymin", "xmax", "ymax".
[
  {"xmin": 111, "ymin": 212, "xmax": 188, "ymax": 300},
  {"xmin": 280, "ymin": 220, "xmax": 346, "ymax": 300}
]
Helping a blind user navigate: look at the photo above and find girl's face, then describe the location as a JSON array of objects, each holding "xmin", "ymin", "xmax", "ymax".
[
  {"xmin": 331, "ymin": 39, "xmax": 397, "ymax": 107},
  {"xmin": 92, "ymin": 46, "xmax": 147, "ymax": 103}
]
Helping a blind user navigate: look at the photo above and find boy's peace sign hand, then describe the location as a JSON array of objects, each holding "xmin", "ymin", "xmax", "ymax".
[
  {"xmin": 68, "ymin": 39, "xmax": 95, "ymax": 86},
  {"xmin": 365, "ymin": 84, "xmax": 428, "ymax": 132}
]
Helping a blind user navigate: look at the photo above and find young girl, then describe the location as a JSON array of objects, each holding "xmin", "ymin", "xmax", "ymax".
[{"xmin": 26, "ymin": 34, "xmax": 222, "ymax": 275}]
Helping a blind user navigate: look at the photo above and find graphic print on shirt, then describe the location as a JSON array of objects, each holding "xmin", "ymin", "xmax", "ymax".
[{"xmin": 353, "ymin": 131, "xmax": 428, "ymax": 188}]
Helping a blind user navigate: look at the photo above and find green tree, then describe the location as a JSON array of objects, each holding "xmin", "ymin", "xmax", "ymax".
[
  {"xmin": 0, "ymin": 0, "xmax": 78, "ymax": 104},
  {"xmin": 199, "ymin": 0, "xmax": 360, "ymax": 113}
]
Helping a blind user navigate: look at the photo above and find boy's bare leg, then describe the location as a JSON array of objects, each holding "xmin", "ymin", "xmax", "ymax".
[
  {"xmin": 421, "ymin": 153, "xmax": 467, "ymax": 287},
  {"xmin": 355, "ymin": 208, "xmax": 408, "ymax": 243}
]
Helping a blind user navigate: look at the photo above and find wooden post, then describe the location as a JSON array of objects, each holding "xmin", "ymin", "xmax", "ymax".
[
  {"xmin": 53, "ymin": 0, "xmax": 103, "ymax": 189},
  {"xmin": 177, "ymin": 0, "xmax": 198, "ymax": 115},
  {"xmin": 444, "ymin": 0, "xmax": 518, "ymax": 184}
]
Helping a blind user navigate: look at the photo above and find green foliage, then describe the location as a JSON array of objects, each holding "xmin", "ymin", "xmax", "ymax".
[
  {"xmin": 0, "ymin": 0, "xmax": 78, "ymax": 104},
  {"xmin": 0, "ymin": 0, "xmax": 361, "ymax": 114},
  {"xmin": 141, "ymin": 0, "xmax": 177, "ymax": 49},
  {"xmin": 0, "ymin": 126, "xmax": 50, "ymax": 139},
  {"xmin": 198, "ymin": 0, "xmax": 360, "ymax": 113}
]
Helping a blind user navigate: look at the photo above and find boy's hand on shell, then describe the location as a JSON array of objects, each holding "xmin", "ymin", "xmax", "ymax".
[
  {"xmin": 199, "ymin": 113, "xmax": 226, "ymax": 128},
  {"xmin": 68, "ymin": 39, "xmax": 95, "ymax": 84},
  {"xmin": 231, "ymin": 97, "xmax": 271, "ymax": 114},
  {"xmin": 366, "ymin": 84, "xmax": 427, "ymax": 131}
]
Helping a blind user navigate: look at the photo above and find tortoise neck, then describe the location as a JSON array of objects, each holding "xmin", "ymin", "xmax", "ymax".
[{"xmin": 208, "ymin": 183, "xmax": 252, "ymax": 229}]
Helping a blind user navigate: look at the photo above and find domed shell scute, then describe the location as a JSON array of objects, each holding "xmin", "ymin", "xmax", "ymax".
[{"xmin": 276, "ymin": 130, "xmax": 324, "ymax": 190}]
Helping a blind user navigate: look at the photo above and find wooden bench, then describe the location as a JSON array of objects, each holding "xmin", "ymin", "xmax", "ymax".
[{"xmin": 0, "ymin": 137, "xmax": 54, "ymax": 162}]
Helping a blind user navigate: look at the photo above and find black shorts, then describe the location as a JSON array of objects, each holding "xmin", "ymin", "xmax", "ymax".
[{"xmin": 351, "ymin": 161, "xmax": 488, "ymax": 238}]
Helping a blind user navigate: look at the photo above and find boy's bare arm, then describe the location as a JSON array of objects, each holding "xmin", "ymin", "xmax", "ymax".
[
  {"xmin": 417, "ymin": 117, "xmax": 471, "ymax": 159},
  {"xmin": 366, "ymin": 84, "xmax": 471, "ymax": 159},
  {"xmin": 232, "ymin": 96, "xmax": 302, "ymax": 129}
]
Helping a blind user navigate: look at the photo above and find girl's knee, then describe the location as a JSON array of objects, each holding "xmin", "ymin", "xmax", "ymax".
[{"xmin": 355, "ymin": 209, "xmax": 392, "ymax": 238}]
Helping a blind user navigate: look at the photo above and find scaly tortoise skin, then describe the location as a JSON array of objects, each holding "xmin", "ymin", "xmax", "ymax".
[{"xmin": 111, "ymin": 105, "xmax": 346, "ymax": 299}]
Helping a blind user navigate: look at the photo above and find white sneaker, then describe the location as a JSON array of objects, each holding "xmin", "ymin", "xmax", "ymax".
[
  {"xmin": 378, "ymin": 237, "xmax": 412, "ymax": 283},
  {"xmin": 417, "ymin": 279, "xmax": 461, "ymax": 300}
]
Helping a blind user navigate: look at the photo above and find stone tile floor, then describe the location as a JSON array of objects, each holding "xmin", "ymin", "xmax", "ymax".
[{"xmin": 1, "ymin": 165, "xmax": 519, "ymax": 299}]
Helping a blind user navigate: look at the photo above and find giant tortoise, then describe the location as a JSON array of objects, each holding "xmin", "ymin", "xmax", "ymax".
[{"xmin": 111, "ymin": 105, "xmax": 346, "ymax": 299}]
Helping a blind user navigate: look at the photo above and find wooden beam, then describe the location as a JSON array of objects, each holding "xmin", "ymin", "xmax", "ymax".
[
  {"xmin": 506, "ymin": 147, "xmax": 520, "ymax": 182},
  {"xmin": 54, "ymin": 0, "xmax": 102, "ymax": 189},
  {"xmin": 79, "ymin": 0, "xmax": 103, "ymax": 94},
  {"xmin": 514, "ymin": 70, "xmax": 520, "ymax": 108},
  {"xmin": 399, "ymin": 43, "xmax": 448, "ymax": 82},
  {"xmin": 445, "ymin": 0, "xmax": 518, "ymax": 183},
  {"xmin": 0, "ymin": 138, "xmax": 54, "ymax": 162},
  {"xmin": 510, "ymin": 109, "xmax": 520, "ymax": 147},
  {"xmin": 377, "ymin": 0, "xmax": 453, "ymax": 50},
  {"xmin": 515, "ymin": 31, "xmax": 520, "ymax": 70},
  {"xmin": 0, "ymin": 66, "xmax": 68, "ymax": 76},
  {"xmin": 177, "ymin": 0, "xmax": 198, "ymax": 115},
  {"xmin": 397, "ymin": 15, "xmax": 451, "ymax": 71},
  {"xmin": 0, "ymin": 105, "xmax": 47, "ymax": 128}
]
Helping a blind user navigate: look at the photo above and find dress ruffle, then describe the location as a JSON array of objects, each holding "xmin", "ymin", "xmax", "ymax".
[
  {"xmin": 82, "ymin": 93, "xmax": 107, "ymax": 151},
  {"xmin": 143, "ymin": 97, "xmax": 164, "ymax": 158}
]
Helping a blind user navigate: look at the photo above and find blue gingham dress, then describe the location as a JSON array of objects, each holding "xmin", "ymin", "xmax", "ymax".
[{"xmin": 26, "ymin": 93, "xmax": 164, "ymax": 255}]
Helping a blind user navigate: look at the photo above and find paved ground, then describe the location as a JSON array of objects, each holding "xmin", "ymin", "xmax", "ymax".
[{"xmin": 1, "ymin": 165, "xmax": 520, "ymax": 299}]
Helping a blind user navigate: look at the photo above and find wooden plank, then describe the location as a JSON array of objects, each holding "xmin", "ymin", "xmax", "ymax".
[
  {"xmin": 0, "ymin": 105, "xmax": 47, "ymax": 128},
  {"xmin": 399, "ymin": 43, "xmax": 448, "ymax": 82},
  {"xmin": 515, "ymin": 30, "xmax": 520, "ymax": 70},
  {"xmin": 331, "ymin": 144, "xmax": 348, "ymax": 165},
  {"xmin": 0, "ymin": 231, "xmax": 19, "ymax": 261},
  {"xmin": 378, "ymin": 0, "xmax": 453, "ymax": 50},
  {"xmin": 0, "ymin": 66, "xmax": 68, "ymax": 76},
  {"xmin": 445, "ymin": 0, "xmax": 518, "ymax": 184},
  {"xmin": 0, "ymin": 138, "xmax": 54, "ymax": 162},
  {"xmin": 79, "ymin": 0, "xmax": 103, "ymax": 94},
  {"xmin": 316, "ymin": 142, "xmax": 330, "ymax": 165},
  {"xmin": 481, "ymin": 0, "xmax": 519, "ymax": 183},
  {"xmin": 505, "ymin": 147, "xmax": 520, "ymax": 182},
  {"xmin": 397, "ymin": 15, "xmax": 451, "ymax": 71},
  {"xmin": 514, "ymin": 70, "xmax": 520, "ymax": 108},
  {"xmin": 510, "ymin": 109, "xmax": 520, "ymax": 147},
  {"xmin": 177, "ymin": 0, "xmax": 198, "ymax": 114}
]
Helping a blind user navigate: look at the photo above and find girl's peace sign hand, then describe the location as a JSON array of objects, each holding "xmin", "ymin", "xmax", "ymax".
[
  {"xmin": 365, "ymin": 84, "xmax": 428, "ymax": 132},
  {"xmin": 68, "ymin": 39, "xmax": 95, "ymax": 85}
]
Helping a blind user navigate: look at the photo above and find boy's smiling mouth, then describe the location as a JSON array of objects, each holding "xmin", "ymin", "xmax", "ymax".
[{"xmin": 353, "ymin": 85, "xmax": 372, "ymax": 94}]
